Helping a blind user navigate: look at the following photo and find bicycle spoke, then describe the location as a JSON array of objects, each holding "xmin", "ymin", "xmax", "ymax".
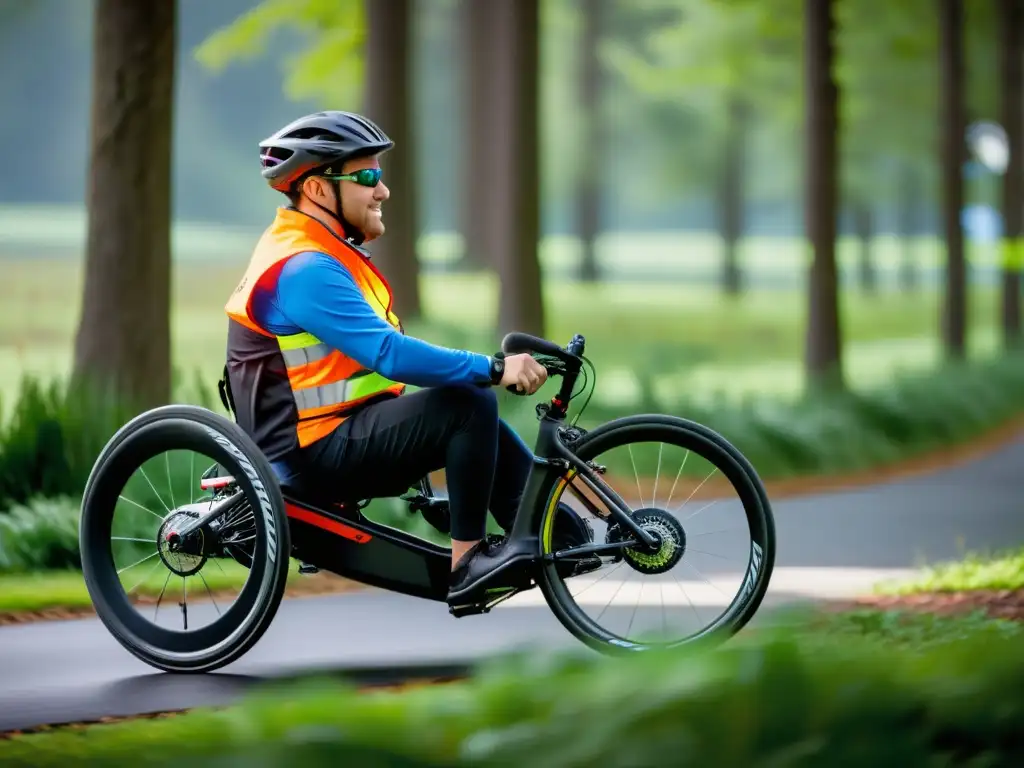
[
  {"xmin": 153, "ymin": 570, "xmax": 172, "ymax": 621},
  {"xmin": 124, "ymin": 556, "xmax": 165, "ymax": 596},
  {"xmin": 117, "ymin": 550, "xmax": 160, "ymax": 575},
  {"xmin": 165, "ymin": 452, "xmax": 175, "ymax": 511},
  {"xmin": 139, "ymin": 465, "xmax": 170, "ymax": 514},
  {"xmin": 625, "ymin": 579, "xmax": 644, "ymax": 639},
  {"xmin": 664, "ymin": 449, "xmax": 690, "ymax": 510},
  {"xmin": 181, "ymin": 576, "xmax": 188, "ymax": 631},
  {"xmin": 673, "ymin": 466, "xmax": 719, "ymax": 515},
  {"xmin": 627, "ymin": 445, "xmax": 643, "ymax": 509},
  {"xmin": 198, "ymin": 571, "xmax": 221, "ymax": 615},
  {"xmin": 652, "ymin": 443, "xmax": 664, "ymax": 508},
  {"xmin": 118, "ymin": 495, "xmax": 164, "ymax": 522},
  {"xmin": 680, "ymin": 498, "xmax": 718, "ymax": 524}
]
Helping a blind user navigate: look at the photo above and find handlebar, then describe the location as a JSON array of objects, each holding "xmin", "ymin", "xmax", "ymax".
[
  {"xmin": 501, "ymin": 332, "xmax": 585, "ymax": 363},
  {"xmin": 497, "ymin": 332, "xmax": 586, "ymax": 398}
]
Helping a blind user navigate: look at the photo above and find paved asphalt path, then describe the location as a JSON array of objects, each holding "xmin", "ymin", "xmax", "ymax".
[{"xmin": 1, "ymin": 434, "xmax": 1023, "ymax": 732}]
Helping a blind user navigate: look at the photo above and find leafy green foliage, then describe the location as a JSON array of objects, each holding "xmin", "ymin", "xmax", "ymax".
[
  {"xmin": 875, "ymin": 546, "xmax": 1024, "ymax": 595},
  {"xmin": 0, "ymin": 496, "xmax": 81, "ymax": 572},
  {"xmin": 194, "ymin": 0, "xmax": 366, "ymax": 110},
  {"xmin": 0, "ymin": 369, "xmax": 219, "ymax": 516},
  {"xmin": 3, "ymin": 612, "xmax": 1022, "ymax": 767}
]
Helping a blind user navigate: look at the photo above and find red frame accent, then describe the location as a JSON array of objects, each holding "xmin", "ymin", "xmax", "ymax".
[{"xmin": 285, "ymin": 502, "xmax": 372, "ymax": 544}]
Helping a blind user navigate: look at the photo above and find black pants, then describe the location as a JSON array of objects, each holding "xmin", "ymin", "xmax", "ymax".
[{"xmin": 283, "ymin": 385, "xmax": 533, "ymax": 541}]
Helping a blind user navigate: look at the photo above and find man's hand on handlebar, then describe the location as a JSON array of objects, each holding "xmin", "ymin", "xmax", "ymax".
[{"xmin": 500, "ymin": 352, "xmax": 548, "ymax": 395}]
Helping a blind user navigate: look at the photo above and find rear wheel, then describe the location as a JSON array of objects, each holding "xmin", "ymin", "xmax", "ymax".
[
  {"xmin": 537, "ymin": 414, "xmax": 776, "ymax": 653},
  {"xmin": 79, "ymin": 405, "xmax": 290, "ymax": 673}
]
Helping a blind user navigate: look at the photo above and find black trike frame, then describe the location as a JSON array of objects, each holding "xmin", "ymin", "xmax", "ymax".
[{"xmin": 275, "ymin": 332, "xmax": 658, "ymax": 607}]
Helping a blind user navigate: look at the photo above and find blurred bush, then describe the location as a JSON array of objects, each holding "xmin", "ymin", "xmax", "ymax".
[
  {"xmin": 6, "ymin": 612, "xmax": 1022, "ymax": 766},
  {"xmin": 0, "ymin": 495, "xmax": 80, "ymax": 572},
  {"xmin": 0, "ymin": 368, "xmax": 220, "ymax": 515}
]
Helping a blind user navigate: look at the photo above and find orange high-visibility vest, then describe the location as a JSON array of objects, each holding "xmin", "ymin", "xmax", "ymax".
[{"xmin": 225, "ymin": 207, "xmax": 406, "ymax": 447}]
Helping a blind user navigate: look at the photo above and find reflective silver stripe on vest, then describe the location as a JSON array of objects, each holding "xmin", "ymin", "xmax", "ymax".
[
  {"xmin": 292, "ymin": 370, "xmax": 374, "ymax": 412},
  {"xmin": 280, "ymin": 343, "xmax": 332, "ymax": 368}
]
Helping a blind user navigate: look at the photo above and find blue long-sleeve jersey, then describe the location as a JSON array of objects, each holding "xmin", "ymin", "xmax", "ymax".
[{"xmin": 250, "ymin": 250, "xmax": 493, "ymax": 388}]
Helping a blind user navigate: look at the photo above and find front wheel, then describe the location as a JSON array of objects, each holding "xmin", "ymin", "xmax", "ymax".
[
  {"xmin": 537, "ymin": 414, "xmax": 776, "ymax": 654},
  {"xmin": 79, "ymin": 405, "xmax": 291, "ymax": 673}
]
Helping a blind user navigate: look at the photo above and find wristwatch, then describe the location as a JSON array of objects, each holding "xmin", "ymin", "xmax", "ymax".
[{"xmin": 488, "ymin": 355, "xmax": 505, "ymax": 385}]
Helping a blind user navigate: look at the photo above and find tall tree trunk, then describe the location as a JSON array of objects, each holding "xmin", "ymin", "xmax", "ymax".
[
  {"xmin": 999, "ymin": 0, "xmax": 1022, "ymax": 348},
  {"xmin": 71, "ymin": 0, "xmax": 175, "ymax": 414},
  {"xmin": 853, "ymin": 200, "xmax": 876, "ymax": 294},
  {"xmin": 803, "ymin": 0, "xmax": 843, "ymax": 393},
  {"xmin": 897, "ymin": 163, "xmax": 919, "ymax": 293},
  {"xmin": 459, "ymin": 0, "xmax": 496, "ymax": 272},
  {"xmin": 364, "ymin": 0, "xmax": 422, "ymax": 320},
  {"xmin": 720, "ymin": 95, "xmax": 747, "ymax": 296},
  {"xmin": 492, "ymin": 0, "xmax": 545, "ymax": 339},
  {"xmin": 577, "ymin": 0, "xmax": 601, "ymax": 283},
  {"xmin": 939, "ymin": 0, "xmax": 967, "ymax": 359}
]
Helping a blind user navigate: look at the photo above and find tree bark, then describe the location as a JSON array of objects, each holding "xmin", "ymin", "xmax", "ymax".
[
  {"xmin": 458, "ymin": 0, "xmax": 497, "ymax": 272},
  {"xmin": 720, "ymin": 96, "xmax": 747, "ymax": 296},
  {"xmin": 577, "ymin": 0, "xmax": 601, "ymax": 283},
  {"xmin": 897, "ymin": 163, "xmax": 919, "ymax": 293},
  {"xmin": 72, "ymin": 0, "xmax": 176, "ymax": 414},
  {"xmin": 999, "ymin": 0, "xmax": 1022, "ymax": 348},
  {"xmin": 803, "ymin": 0, "xmax": 843, "ymax": 393},
  {"xmin": 939, "ymin": 0, "xmax": 967, "ymax": 359},
  {"xmin": 364, "ymin": 0, "xmax": 422, "ymax": 320},
  {"xmin": 491, "ymin": 0, "xmax": 545, "ymax": 339},
  {"xmin": 853, "ymin": 200, "xmax": 876, "ymax": 294}
]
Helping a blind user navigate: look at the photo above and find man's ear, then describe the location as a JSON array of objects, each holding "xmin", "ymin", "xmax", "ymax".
[{"xmin": 302, "ymin": 176, "xmax": 326, "ymax": 201}]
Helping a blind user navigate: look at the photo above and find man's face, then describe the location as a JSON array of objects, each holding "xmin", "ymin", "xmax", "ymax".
[
  {"xmin": 339, "ymin": 155, "xmax": 389, "ymax": 241},
  {"xmin": 303, "ymin": 154, "xmax": 390, "ymax": 241}
]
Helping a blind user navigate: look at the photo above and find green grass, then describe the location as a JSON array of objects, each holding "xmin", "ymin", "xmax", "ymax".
[
  {"xmin": 0, "ymin": 244, "xmax": 1007, "ymax": 420},
  {"xmin": 0, "ymin": 606, "xmax": 1021, "ymax": 767},
  {"xmin": 0, "ymin": 561, "xmax": 254, "ymax": 614},
  {"xmin": 873, "ymin": 546, "xmax": 1024, "ymax": 596}
]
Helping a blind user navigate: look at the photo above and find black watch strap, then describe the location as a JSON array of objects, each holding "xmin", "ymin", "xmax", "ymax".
[{"xmin": 488, "ymin": 355, "xmax": 505, "ymax": 385}]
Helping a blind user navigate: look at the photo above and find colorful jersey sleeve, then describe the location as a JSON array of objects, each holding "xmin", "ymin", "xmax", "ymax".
[{"xmin": 250, "ymin": 250, "xmax": 494, "ymax": 388}]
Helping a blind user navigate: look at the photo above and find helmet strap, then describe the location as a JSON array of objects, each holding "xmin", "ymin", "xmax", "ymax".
[{"xmin": 306, "ymin": 179, "xmax": 365, "ymax": 246}]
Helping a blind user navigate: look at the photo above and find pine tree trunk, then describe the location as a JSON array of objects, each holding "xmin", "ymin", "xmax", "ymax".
[
  {"xmin": 720, "ymin": 96, "xmax": 747, "ymax": 296},
  {"xmin": 71, "ymin": 0, "xmax": 176, "ymax": 414},
  {"xmin": 459, "ymin": 0, "xmax": 496, "ymax": 272},
  {"xmin": 939, "ymin": 0, "xmax": 967, "ymax": 359},
  {"xmin": 364, "ymin": 0, "xmax": 422, "ymax": 320},
  {"xmin": 492, "ymin": 0, "xmax": 545, "ymax": 339},
  {"xmin": 854, "ymin": 200, "xmax": 876, "ymax": 294},
  {"xmin": 577, "ymin": 0, "xmax": 601, "ymax": 283},
  {"xmin": 803, "ymin": 0, "xmax": 844, "ymax": 393},
  {"xmin": 999, "ymin": 0, "xmax": 1022, "ymax": 348},
  {"xmin": 897, "ymin": 164, "xmax": 919, "ymax": 293}
]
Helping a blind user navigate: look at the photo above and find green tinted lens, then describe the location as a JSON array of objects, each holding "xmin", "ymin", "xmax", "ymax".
[{"xmin": 356, "ymin": 168, "xmax": 382, "ymax": 186}]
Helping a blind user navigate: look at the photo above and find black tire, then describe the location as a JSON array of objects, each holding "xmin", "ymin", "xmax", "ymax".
[
  {"xmin": 79, "ymin": 405, "xmax": 291, "ymax": 673},
  {"xmin": 537, "ymin": 414, "xmax": 776, "ymax": 654}
]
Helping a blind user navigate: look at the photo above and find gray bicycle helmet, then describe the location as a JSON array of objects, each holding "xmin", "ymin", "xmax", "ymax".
[{"xmin": 259, "ymin": 110, "xmax": 394, "ymax": 193}]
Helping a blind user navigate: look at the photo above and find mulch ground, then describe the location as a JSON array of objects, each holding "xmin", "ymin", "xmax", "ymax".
[{"xmin": 831, "ymin": 588, "xmax": 1024, "ymax": 622}]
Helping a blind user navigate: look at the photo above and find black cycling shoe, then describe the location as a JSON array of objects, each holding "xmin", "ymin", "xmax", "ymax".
[{"xmin": 447, "ymin": 535, "xmax": 534, "ymax": 603}]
